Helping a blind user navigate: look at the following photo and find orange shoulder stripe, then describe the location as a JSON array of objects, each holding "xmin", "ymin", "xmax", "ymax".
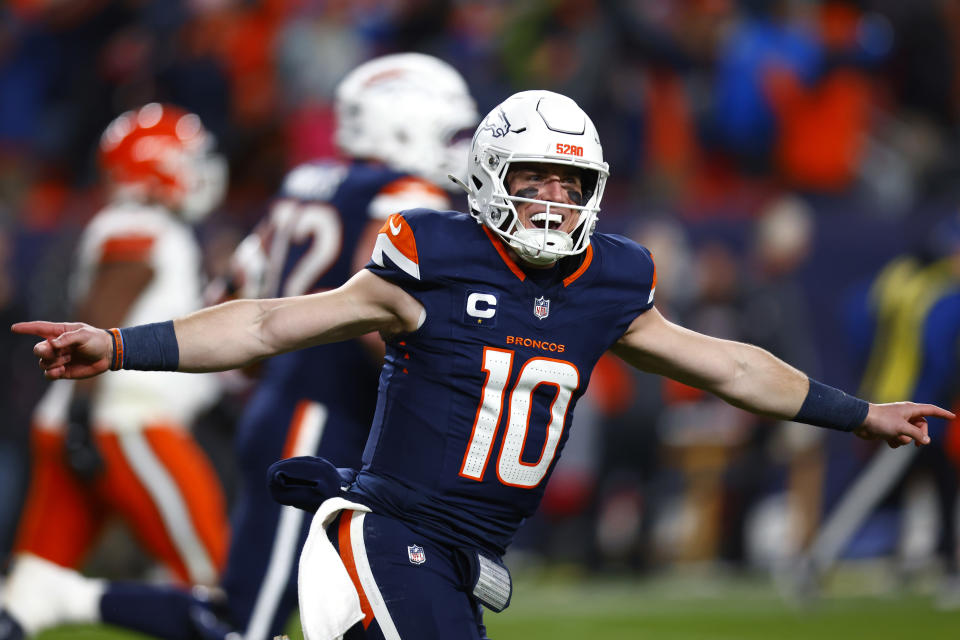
[
  {"xmin": 100, "ymin": 234, "xmax": 155, "ymax": 263},
  {"xmin": 482, "ymin": 226, "xmax": 526, "ymax": 282},
  {"xmin": 377, "ymin": 214, "xmax": 420, "ymax": 265},
  {"xmin": 563, "ymin": 244, "xmax": 594, "ymax": 287},
  {"xmin": 380, "ymin": 176, "xmax": 446, "ymax": 198}
]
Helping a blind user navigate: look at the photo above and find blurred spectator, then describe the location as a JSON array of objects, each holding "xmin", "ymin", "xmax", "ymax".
[
  {"xmin": 275, "ymin": 3, "xmax": 365, "ymax": 166},
  {"xmin": 706, "ymin": 0, "xmax": 821, "ymax": 174},
  {"xmin": 654, "ymin": 239, "xmax": 760, "ymax": 564},
  {"xmin": 591, "ymin": 217, "xmax": 695, "ymax": 572},
  {"xmin": 765, "ymin": 1, "xmax": 888, "ymax": 192},
  {"xmin": 500, "ymin": 0, "xmax": 613, "ymax": 107},
  {"xmin": 873, "ymin": 0, "xmax": 958, "ymax": 133},
  {"xmin": 652, "ymin": 196, "xmax": 821, "ymax": 567},
  {"xmin": 742, "ymin": 194, "xmax": 819, "ymax": 377},
  {"xmin": 730, "ymin": 195, "xmax": 823, "ymax": 564}
]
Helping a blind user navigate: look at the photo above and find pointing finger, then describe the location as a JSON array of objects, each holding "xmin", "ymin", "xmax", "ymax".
[
  {"xmin": 911, "ymin": 404, "xmax": 955, "ymax": 421},
  {"xmin": 12, "ymin": 321, "xmax": 70, "ymax": 340}
]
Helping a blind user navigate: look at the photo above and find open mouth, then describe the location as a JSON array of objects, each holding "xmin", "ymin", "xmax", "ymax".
[{"xmin": 530, "ymin": 212, "xmax": 564, "ymax": 231}]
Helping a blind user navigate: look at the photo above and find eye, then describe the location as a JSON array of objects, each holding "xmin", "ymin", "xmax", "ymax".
[{"xmin": 562, "ymin": 172, "xmax": 583, "ymax": 187}]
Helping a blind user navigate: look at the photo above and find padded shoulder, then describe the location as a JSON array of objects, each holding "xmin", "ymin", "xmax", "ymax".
[
  {"xmin": 366, "ymin": 209, "xmax": 476, "ymax": 286},
  {"xmin": 592, "ymin": 232, "xmax": 657, "ymax": 309}
]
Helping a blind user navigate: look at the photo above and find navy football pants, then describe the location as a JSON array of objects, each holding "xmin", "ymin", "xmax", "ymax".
[{"xmin": 327, "ymin": 510, "xmax": 490, "ymax": 640}]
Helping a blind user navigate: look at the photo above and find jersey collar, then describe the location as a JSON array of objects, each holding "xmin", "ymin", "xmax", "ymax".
[
  {"xmin": 482, "ymin": 225, "xmax": 594, "ymax": 287},
  {"xmin": 483, "ymin": 225, "xmax": 527, "ymax": 281}
]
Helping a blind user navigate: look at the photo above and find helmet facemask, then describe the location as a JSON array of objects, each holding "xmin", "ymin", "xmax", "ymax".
[
  {"xmin": 178, "ymin": 142, "xmax": 228, "ymax": 223},
  {"xmin": 481, "ymin": 157, "xmax": 604, "ymax": 266}
]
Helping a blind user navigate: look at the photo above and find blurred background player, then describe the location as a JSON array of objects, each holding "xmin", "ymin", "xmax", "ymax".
[
  {"xmin": 0, "ymin": 104, "xmax": 229, "ymax": 637},
  {"xmin": 791, "ymin": 214, "xmax": 960, "ymax": 605},
  {"xmin": 0, "ymin": 53, "xmax": 478, "ymax": 640}
]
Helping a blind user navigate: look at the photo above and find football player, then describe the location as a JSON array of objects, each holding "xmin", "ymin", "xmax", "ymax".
[
  {"xmin": 0, "ymin": 104, "xmax": 229, "ymax": 636},
  {"xmin": 13, "ymin": 90, "xmax": 953, "ymax": 640}
]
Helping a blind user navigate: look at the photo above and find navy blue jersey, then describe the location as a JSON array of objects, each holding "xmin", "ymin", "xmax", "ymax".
[
  {"xmin": 349, "ymin": 209, "xmax": 656, "ymax": 556},
  {"xmin": 247, "ymin": 161, "xmax": 451, "ymax": 416}
]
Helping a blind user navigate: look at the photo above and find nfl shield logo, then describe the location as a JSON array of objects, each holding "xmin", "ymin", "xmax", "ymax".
[
  {"xmin": 408, "ymin": 544, "xmax": 426, "ymax": 565},
  {"xmin": 533, "ymin": 296, "xmax": 550, "ymax": 320}
]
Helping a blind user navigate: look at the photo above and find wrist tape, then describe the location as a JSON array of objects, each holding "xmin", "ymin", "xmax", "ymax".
[
  {"xmin": 107, "ymin": 321, "xmax": 180, "ymax": 371},
  {"xmin": 794, "ymin": 377, "xmax": 869, "ymax": 432}
]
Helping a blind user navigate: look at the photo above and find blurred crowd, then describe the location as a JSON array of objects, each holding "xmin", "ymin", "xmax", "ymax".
[{"xmin": 2, "ymin": 0, "xmax": 960, "ymax": 586}]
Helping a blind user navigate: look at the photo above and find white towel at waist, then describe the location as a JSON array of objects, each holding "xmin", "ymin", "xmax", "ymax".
[{"xmin": 298, "ymin": 497, "xmax": 372, "ymax": 640}]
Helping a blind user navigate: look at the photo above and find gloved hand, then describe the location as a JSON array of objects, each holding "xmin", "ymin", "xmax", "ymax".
[{"xmin": 63, "ymin": 395, "xmax": 105, "ymax": 481}]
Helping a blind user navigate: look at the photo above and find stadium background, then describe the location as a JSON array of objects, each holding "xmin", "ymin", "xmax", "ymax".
[{"xmin": 1, "ymin": 0, "xmax": 959, "ymax": 637}]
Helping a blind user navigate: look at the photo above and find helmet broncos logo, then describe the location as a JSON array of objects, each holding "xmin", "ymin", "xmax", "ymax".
[{"xmin": 479, "ymin": 109, "xmax": 513, "ymax": 138}]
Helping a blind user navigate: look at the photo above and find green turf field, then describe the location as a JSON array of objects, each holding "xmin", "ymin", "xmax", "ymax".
[
  {"xmin": 36, "ymin": 566, "xmax": 960, "ymax": 640},
  {"xmin": 484, "ymin": 568, "xmax": 960, "ymax": 640}
]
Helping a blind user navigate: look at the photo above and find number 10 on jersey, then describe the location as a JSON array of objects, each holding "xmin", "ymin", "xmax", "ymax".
[{"xmin": 459, "ymin": 346, "xmax": 580, "ymax": 489}]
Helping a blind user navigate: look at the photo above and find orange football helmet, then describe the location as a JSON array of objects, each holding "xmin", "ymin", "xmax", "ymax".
[{"xmin": 99, "ymin": 103, "xmax": 226, "ymax": 221}]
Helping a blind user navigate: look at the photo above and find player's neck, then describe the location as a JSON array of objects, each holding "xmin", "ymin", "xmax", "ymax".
[{"xmin": 506, "ymin": 245, "xmax": 585, "ymax": 284}]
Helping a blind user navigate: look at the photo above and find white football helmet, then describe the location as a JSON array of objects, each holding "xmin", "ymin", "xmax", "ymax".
[
  {"xmin": 461, "ymin": 90, "xmax": 609, "ymax": 265},
  {"xmin": 334, "ymin": 53, "xmax": 478, "ymax": 187}
]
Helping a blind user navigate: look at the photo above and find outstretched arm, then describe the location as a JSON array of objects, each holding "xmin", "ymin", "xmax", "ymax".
[
  {"xmin": 611, "ymin": 307, "xmax": 954, "ymax": 448},
  {"xmin": 13, "ymin": 270, "xmax": 424, "ymax": 378}
]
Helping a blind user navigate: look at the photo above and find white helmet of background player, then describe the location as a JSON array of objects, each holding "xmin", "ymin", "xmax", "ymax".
[
  {"xmin": 99, "ymin": 103, "xmax": 227, "ymax": 223},
  {"xmin": 334, "ymin": 53, "xmax": 478, "ymax": 187},
  {"xmin": 462, "ymin": 90, "xmax": 609, "ymax": 265}
]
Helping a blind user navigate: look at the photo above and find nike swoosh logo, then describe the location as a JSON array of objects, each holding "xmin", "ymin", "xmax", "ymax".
[{"xmin": 389, "ymin": 218, "xmax": 402, "ymax": 235}]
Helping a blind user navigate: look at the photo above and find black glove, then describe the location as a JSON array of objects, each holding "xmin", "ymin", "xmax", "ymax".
[{"xmin": 64, "ymin": 395, "xmax": 105, "ymax": 481}]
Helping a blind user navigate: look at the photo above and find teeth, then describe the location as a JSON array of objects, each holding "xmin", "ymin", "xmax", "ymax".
[{"xmin": 531, "ymin": 212, "xmax": 563, "ymax": 229}]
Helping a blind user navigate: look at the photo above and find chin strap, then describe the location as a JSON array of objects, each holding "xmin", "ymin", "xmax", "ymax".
[
  {"xmin": 513, "ymin": 248, "xmax": 558, "ymax": 266},
  {"xmin": 510, "ymin": 231, "xmax": 569, "ymax": 265},
  {"xmin": 447, "ymin": 173, "xmax": 471, "ymax": 196}
]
